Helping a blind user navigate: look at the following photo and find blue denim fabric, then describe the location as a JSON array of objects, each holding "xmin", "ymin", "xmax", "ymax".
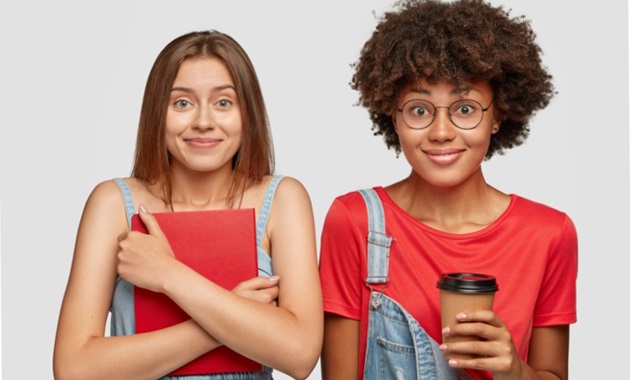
[
  {"xmin": 163, "ymin": 367, "xmax": 273, "ymax": 380},
  {"xmin": 109, "ymin": 177, "xmax": 283, "ymax": 379},
  {"xmin": 359, "ymin": 189, "xmax": 467, "ymax": 380}
]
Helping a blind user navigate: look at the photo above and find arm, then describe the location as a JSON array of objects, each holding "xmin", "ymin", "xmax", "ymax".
[
  {"xmin": 526, "ymin": 325, "xmax": 569, "ymax": 379},
  {"xmin": 321, "ymin": 313, "xmax": 359, "ymax": 380},
  {"xmin": 318, "ymin": 195, "xmax": 367, "ymax": 380},
  {"xmin": 118, "ymin": 177, "xmax": 323, "ymax": 379},
  {"xmin": 53, "ymin": 180, "xmax": 220, "ymax": 380}
]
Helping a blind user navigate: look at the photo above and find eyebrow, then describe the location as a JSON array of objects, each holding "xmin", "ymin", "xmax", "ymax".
[{"xmin": 170, "ymin": 84, "xmax": 236, "ymax": 93}]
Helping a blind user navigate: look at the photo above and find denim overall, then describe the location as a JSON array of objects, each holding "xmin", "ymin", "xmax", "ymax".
[
  {"xmin": 359, "ymin": 189, "xmax": 467, "ymax": 380},
  {"xmin": 110, "ymin": 177, "xmax": 282, "ymax": 379}
]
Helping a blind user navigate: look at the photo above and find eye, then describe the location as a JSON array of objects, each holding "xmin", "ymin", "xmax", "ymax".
[
  {"xmin": 216, "ymin": 99, "xmax": 233, "ymax": 109},
  {"xmin": 451, "ymin": 100, "xmax": 480, "ymax": 117},
  {"xmin": 404, "ymin": 100, "xmax": 433, "ymax": 118},
  {"xmin": 410, "ymin": 106, "xmax": 429, "ymax": 116},
  {"xmin": 173, "ymin": 99, "xmax": 191, "ymax": 109}
]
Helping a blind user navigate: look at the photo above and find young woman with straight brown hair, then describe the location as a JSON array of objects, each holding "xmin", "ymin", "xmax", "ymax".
[{"xmin": 53, "ymin": 30, "xmax": 323, "ymax": 380}]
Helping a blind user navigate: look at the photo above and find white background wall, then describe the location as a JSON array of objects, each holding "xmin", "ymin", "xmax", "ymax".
[{"xmin": 1, "ymin": 1, "xmax": 628, "ymax": 378}]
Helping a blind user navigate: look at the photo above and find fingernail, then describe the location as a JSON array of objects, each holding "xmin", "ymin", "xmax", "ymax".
[
  {"xmin": 139, "ymin": 203, "xmax": 148, "ymax": 214},
  {"xmin": 456, "ymin": 313, "xmax": 467, "ymax": 321},
  {"xmin": 449, "ymin": 359, "xmax": 458, "ymax": 367},
  {"xmin": 442, "ymin": 327, "xmax": 451, "ymax": 335},
  {"xmin": 268, "ymin": 275, "xmax": 279, "ymax": 282},
  {"xmin": 439, "ymin": 344, "xmax": 447, "ymax": 351}
]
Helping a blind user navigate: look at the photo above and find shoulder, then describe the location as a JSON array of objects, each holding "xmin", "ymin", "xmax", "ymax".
[
  {"xmin": 326, "ymin": 188, "xmax": 377, "ymax": 217},
  {"xmin": 79, "ymin": 178, "xmax": 131, "ymax": 234},
  {"xmin": 269, "ymin": 175, "xmax": 311, "ymax": 203},
  {"xmin": 262, "ymin": 176, "xmax": 316, "ymax": 249},
  {"xmin": 261, "ymin": 175, "xmax": 314, "ymax": 219},
  {"xmin": 510, "ymin": 195, "xmax": 577, "ymax": 242},
  {"xmin": 86, "ymin": 178, "xmax": 128, "ymax": 206},
  {"xmin": 86, "ymin": 177, "xmax": 149, "ymax": 205},
  {"xmin": 321, "ymin": 188, "xmax": 378, "ymax": 233},
  {"xmin": 512, "ymin": 195, "xmax": 573, "ymax": 225}
]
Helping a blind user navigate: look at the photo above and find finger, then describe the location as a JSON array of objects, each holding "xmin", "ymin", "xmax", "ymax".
[
  {"xmin": 232, "ymin": 275, "xmax": 279, "ymax": 294},
  {"xmin": 445, "ymin": 343, "xmax": 515, "ymax": 373},
  {"xmin": 446, "ymin": 353, "xmax": 495, "ymax": 371},
  {"xmin": 442, "ymin": 339, "xmax": 492, "ymax": 358},
  {"xmin": 450, "ymin": 321, "xmax": 506, "ymax": 343},
  {"xmin": 137, "ymin": 204, "xmax": 164, "ymax": 237},
  {"xmin": 456, "ymin": 310, "xmax": 500, "ymax": 325},
  {"xmin": 245, "ymin": 275, "xmax": 280, "ymax": 290},
  {"xmin": 258, "ymin": 287, "xmax": 280, "ymax": 304},
  {"xmin": 117, "ymin": 231, "xmax": 128, "ymax": 244},
  {"xmin": 262, "ymin": 275, "xmax": 280, "ymax": 288}
]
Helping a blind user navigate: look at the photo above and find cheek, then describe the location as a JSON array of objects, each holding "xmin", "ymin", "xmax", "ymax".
[
  {"xmin": 465, "ymin": 131, "xmax": 493, "ymax": 150},
  {"xmin": 397, "ymin": 129, "xmax": 422, "ymax": 150},
  {"xmin": 164, "ymin": 134, "xmax": 178, "ymax": 160},
  {"xmin": 228, "ymin": 112, "xmax": 243, "ymax": 131},
  {"xmin": 164, "ymin": 115, "xmax": 184, "ymax": 156},
  {"xmin": 164, "ymin": 112, "xmax": 183, "ymax": 139},
  {"xmin": 227, "ymin": 114, "xmax": 244, "ymax": 142},
  {"xmin": 164, "ymin": 119, "xmax": 177, "ymax": 143}
]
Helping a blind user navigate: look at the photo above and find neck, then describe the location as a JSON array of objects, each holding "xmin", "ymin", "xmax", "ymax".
[
  {"xmin": 168, "ymin": 162, "xmax": 237, "ymax": 211},
  {"xmin": 387, "ymin": 169, "xmax": 508, "ymax": 233}
]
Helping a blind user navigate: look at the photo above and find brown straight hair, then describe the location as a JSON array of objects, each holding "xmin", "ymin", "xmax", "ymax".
[{"xmin": 132, "ymin": 30, "xmax": 274, "ymax": 207}]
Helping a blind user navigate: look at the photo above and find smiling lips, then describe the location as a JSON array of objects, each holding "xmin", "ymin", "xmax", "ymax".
[
  {"xmin": 185, "ymin": 137, "xmax": 221, "ymax": 149},
  {"xmin": 424, "ymin": 149, "xmax": 464, "ymax": 165}
]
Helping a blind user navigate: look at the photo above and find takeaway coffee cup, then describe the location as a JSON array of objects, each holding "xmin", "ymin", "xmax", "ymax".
[{"xmin": 437, "ymin": 272, "xmax": 499, "ymax": 360}]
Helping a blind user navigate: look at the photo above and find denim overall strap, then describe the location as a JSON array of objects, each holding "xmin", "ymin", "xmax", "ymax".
[
  {"xmin": 256, "ymin": 175, "xmax": 283, "ymax": 247},
  {"xmin": 359, "ymin": 188, "xmax": 460, "ymax": 380},
  {"xmin": 111, "ymin": 178, "xmax": 136, "ymax": 336},
  {"xmin": 114, "ymin": 178, "xmax": 136, "ymax": 228},
  {"xmin": 358, "ymin": 188, "xmax": 392, "ymax": 286}
]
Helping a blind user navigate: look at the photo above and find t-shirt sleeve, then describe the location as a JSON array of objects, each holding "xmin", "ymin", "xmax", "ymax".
[
  {"xmin": 533, "ymin": 213, "xmax": 578, "ymax": 326},
  {"xmin": 319, "ymin": 197, "xmax": 366, "ymax": 321}
]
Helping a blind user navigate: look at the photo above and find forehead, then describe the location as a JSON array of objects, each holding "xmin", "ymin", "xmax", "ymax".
[
  {"xmin": 399, "ymin": 79, "xmax": 492, "ymax": 98},
  {"xmin": 173, "ymin": 57, "xmax": 235, "ymax": 87}
]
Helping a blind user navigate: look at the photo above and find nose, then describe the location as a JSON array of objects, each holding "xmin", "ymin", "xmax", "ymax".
[
  {"xmin": 193, "ymin": 105, "xmax": 215, "ymax": 131},
  {"xmin": 427, "ymin": 107, "xmax": 456, "ymax": 142}
]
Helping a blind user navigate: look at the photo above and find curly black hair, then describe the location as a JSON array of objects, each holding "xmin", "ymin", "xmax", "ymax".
[{"xmin": 351, "ymin": 0, "xmax": 555, "ymax": 158}]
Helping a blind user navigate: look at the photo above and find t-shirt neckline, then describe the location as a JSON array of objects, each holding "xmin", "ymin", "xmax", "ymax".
[{"xmin": 373, "ymin": 186, "xmax": 518, "ymax": 239}]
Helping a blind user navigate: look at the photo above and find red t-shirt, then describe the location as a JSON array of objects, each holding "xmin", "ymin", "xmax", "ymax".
[{"xmin": 319, "ymin": 187, "xmax": 578, "ymax": 380}]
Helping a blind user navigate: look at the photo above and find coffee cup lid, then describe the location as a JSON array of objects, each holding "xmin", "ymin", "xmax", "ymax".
[{"xmin": 436, "ymin": 272, "xmax": 499, "ymax": 294}]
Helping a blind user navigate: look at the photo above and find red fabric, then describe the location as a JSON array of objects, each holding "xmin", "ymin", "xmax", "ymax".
[{"xmin": 319, "ymin": 187, "xmax": 578, "ymax": 380}]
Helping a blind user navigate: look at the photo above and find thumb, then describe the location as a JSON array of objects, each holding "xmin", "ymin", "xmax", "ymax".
[{"xmin": 137, "ymin": 203, "xmax": 164, "ymax": 237}]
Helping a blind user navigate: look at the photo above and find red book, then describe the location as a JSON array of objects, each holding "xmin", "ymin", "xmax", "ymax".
[{"xmin": 131, "ymin": 208, "xmax": 262, "ymax": 375}]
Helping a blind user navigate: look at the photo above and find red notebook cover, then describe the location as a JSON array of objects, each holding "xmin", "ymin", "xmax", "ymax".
[{"xmin": 131, "ymin": 208, "xmax": 262, "ymax": 375}]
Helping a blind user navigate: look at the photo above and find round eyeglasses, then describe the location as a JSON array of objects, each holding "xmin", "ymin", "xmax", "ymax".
[{"xmin": 397, "ymin": 98, "xmax": 494, "ymax": 130}]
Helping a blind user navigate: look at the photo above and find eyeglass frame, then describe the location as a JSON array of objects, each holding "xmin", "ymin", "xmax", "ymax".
[{"xmin": 396, "ymin": 97, "xmax": 495, "ymax": 130}]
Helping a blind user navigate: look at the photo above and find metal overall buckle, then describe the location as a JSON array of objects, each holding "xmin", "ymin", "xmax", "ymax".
[{"xmin": 367, "ymin": 281, "xmax": 389, "ymax": 310}]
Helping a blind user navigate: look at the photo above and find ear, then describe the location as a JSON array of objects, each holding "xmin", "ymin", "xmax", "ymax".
[
  {"xmin": 491, "ymin": 118, "xmax": 501, "ymax": 134},
  {"xmin": 392, "ymin": 113, "xmax": 399, "ymax": 134}
]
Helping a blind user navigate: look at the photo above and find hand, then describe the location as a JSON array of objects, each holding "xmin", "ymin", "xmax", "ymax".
[
  {"xmin": 232, "ymin": 276, "xmax": 280, "ymax": 306},
  {"xmin": 439, "ymin": 310, "xmax": 525, "ymax": 379},
  {"xmin": 116, "ymin": 204, "xmax": 178, "ymax": 293}
]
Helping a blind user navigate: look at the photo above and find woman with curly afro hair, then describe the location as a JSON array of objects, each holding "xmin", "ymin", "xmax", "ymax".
[{"xmin": 319, "ymin": 1, "xmax": 577, "ymax": 379}]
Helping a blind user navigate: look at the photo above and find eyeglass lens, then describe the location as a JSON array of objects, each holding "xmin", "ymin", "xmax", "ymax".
[{"xmin": 400, "ymin": 99, "xmax": 485, "ymax": 130}]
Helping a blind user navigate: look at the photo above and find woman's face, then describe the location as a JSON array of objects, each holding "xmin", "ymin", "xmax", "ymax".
[
  {"xmin": 165, "ymin": 56, "xmax": 242, "ymax": 174},
  {"xmin": 394, "ymin": 79, "xmax": 500, "ymax": 188}
]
